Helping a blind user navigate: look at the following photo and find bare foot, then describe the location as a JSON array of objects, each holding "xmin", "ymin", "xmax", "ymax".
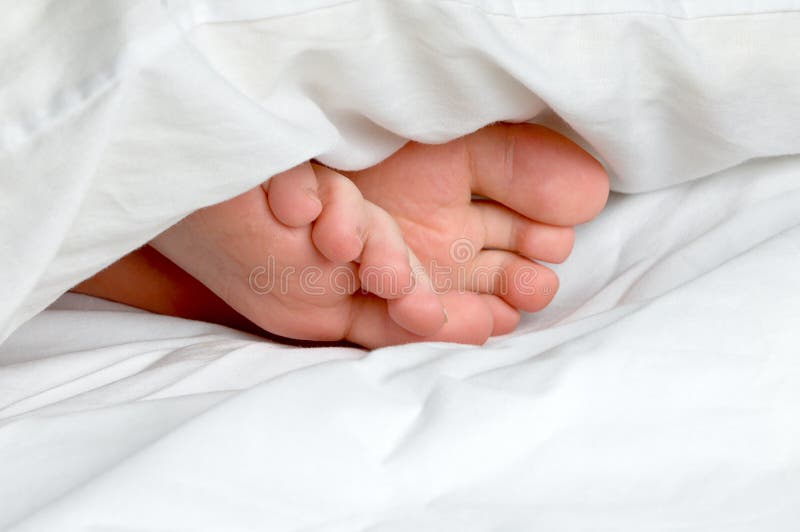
[
  {"xmin": 348, "ymin": 123, "xmax": 609, "ymax": 332},
  {"xmin": 79, "ymin": 162, "xmax": 451, "ymax": 348},
  {"xmin": 75, "ymin": 124, "xmax": 608, "ymax": 347}
]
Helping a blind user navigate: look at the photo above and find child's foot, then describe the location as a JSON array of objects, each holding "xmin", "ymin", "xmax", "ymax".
[
  {"xmin": 78, "ymin": 162, "xmax": 456, "ymax": 348},
  {"xmin": 348, "ymin": 123, "xmax": 608, "ymax": 323},
  {"xmin": 75, "ymin": 124, "xmax": 608, "ymax": 347}
]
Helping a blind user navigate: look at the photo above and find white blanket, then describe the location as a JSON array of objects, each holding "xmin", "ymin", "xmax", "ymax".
[
  {"xmin": 2, "ymin": 1, "xmax": 800, "ymax": 530},
  {"xmin": 2, "ymin": 0, "xmax": 800, "ymax": 341},
  {"xmin": 2, "ymin": 155, "xmax": 799, "ymax": 530}
]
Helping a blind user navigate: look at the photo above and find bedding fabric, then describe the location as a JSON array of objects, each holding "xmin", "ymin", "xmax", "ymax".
[
  {"xmin": 1, "ymin": 1, "xmax": 800, "ymax": 530},
  {"xmin": 1, "ymin": 155, "xmax": 800, "ymax": 530},
  {"xmin": 2, "ymin": 0, "xmax": 800, "ymax": 341}
]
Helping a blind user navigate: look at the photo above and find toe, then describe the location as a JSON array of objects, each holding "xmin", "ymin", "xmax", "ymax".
[
  {"xmin": 426, "ymin": 292, "xmax": 496, "ymax": 345},
  {"xmin": 473, "ymin": 200, "xmax": 575, "ymax": 263},
  {"xmin": 516, "ymin": 223, "xmax": 574, "ymax": 264},
  {"xmin": 386, "ymin": 287, "xmax": 445, "ymax": 338},
  {"xmin": 346, "ymin": 292, "xmax": 492, "ymax": 348},
  {"xmin": 311, "ymin": 165, "xmax": 368, "ymax": 263},
  {"xmin": 359, "ymin": 204, "xmax": 446, "ymax": 336},
  {"xmin": 464, "ymin": 250, "xmax": 559, "ymax": 313},
  {"xmin": 385, "ymin": 248, "xmax": 446, "ymax": 337},
  {"xmin": 265, "ymin": 162, "xmax": 323, "ymax": 228},
  {"xmin": 467, "ymin": 123, "xmax": 610, "ymax": 227},
  {"xmin": 358, "ymin": 202, "xmax": 414, "ymax": 298},
  {"xmin": 357, "ymin": 202, "xmax": 446, "ymax": 337},
  {"xmin": 483, "ymin": 294, "xmax": 521, "ymax": 336}
]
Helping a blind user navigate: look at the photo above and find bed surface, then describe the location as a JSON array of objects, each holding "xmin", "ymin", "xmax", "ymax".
[{"xmin": 2, "ymin": 156, "xmax": 799, "ymax": 531}]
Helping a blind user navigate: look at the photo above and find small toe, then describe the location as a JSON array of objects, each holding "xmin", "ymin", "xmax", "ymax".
[
  {"xmin": 359, "ymin": 213, "xmax": 446, "ymax": 336},
  {"xmin": 357, "ymin": 202, "xmax": 414, "ymax": 298},
  {"xmin": 473, "ymin": 200, "xmax": 575, "ymax": 263},
  {"xmin": 483, "ymin": 294, "xmax": 521, "ymax": 336},
  {"xmin": 265, "ymin": 162, "xmax": 323, "ymax": 228},
  {"xmin": 311, "ymin": 165, "xmax": 368, "ymax": 263},
  {"xmin": 464, "ymin": 250, "xmax": 559, "ymax": 313},
  {"xmin": 346, "ymin": 291, "xmax": 489, "ymax": 348}
]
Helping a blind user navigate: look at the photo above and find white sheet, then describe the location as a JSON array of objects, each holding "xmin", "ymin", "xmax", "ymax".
[
  {"xmin": 3, "ymin": 0, "xmax": 800, "ymax": 342},
  {"xmin": 2, "ymin": 155, "xmax": 799, "ymax": 531}
]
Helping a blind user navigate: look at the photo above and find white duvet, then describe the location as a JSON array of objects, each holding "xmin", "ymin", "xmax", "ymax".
[{"xmin": 1, "ymin": 1, "xmax": 800, "ymax": 530}]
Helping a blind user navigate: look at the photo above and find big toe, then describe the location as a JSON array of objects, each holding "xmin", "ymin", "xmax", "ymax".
[{"xmin": 468, "ymin": 123, "xmax": 610, "ymax": 226}]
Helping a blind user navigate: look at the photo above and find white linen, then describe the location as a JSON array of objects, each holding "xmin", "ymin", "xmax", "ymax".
[
  {"xmin": 2, "ymin": 0, "xmax": 800, "ymax": 342},
  {"xmin": 2, "ymin": 155, "xmax": 799, "ymax": 531},
  {"xmin": 2, "ymin": 2, "xmax": 800, "ymax": 528}
]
